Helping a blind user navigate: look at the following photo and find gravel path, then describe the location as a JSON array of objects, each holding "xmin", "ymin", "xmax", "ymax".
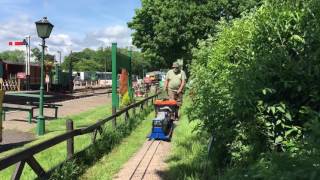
[{"xmin": 114, "ymin": 140, "xmax": 171, "ymax": 180}]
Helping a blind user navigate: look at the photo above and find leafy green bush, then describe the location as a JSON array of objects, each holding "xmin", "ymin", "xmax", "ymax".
[
  {"xmin": 189, "ymin": 0, "xmax": 320, "ymax": 173},
  {"xmin": 222, "ymin": 119, "xmax": 320, "ymax": 180},
  {"xmin": 120, "ymin": 91, "xmax": 132, "ymax": 108}
]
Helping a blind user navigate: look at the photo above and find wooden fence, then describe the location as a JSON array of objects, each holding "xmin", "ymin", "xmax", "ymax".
[
  {"xmin": 0, "ymin": 93, "xmax": 160, "ymax": 180},
  {"xmin": 1, "ymin": 80, "xmax": 19, "ymax": 91}
]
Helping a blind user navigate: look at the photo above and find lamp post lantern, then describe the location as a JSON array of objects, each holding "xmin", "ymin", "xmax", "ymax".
[{"xmin": 35, "ymin": 17, "xmax": 54, "ymax": 135}]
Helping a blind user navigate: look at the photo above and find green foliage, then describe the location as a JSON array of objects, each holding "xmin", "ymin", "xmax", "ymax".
[
  {"xmin": 62, "ymin": 48, "xmax": 106, "ymax": 72},
  {"xmin": 189, "ymin": 0, "xmax": 320, "ymax": 175},
  {"xmin": 0, "ymin": 50, "xmax": 25, "ymax": 62},
  {"xmin": 49, "ymin": 106, "xmax": 154, "ymax": 180},
  {"xmin": 129, "ymin": 0, "xmax": 262, "ymax": 69},
  {"xmin": 80, "ymin": 111, "xmax": 154, "ymax": 179},
  {"xmin": 31, "ymin": 47, "xmax": 55, "ymax": 63},
  {"xmin": 49, "ymin": 159, "xmax": 81, "ymax": 180},
  {"xmin": 166, "ymin": 97, "xmax": 216, "ymax": 180},
  {"xmin": 222, "ymin": 119, "xmax": 320, "ymax": 180},
  {"xmin": 61, "ymin": 47, "xmax": 152, "ymax": 76},
  {"xmin": 120, "ymin": 91, "xmax": 132, "ymax": 108}
]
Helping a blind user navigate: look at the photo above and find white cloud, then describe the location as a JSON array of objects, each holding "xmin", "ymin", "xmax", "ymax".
[
  {"xmin": 0, "ymin": 15, "xmax": 133, "ymax": 62},
  {"xmin": 81, "ymin": 25, "xmax": 133, "ymax": 49}
]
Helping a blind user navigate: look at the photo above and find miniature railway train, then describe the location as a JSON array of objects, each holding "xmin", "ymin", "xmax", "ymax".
[{"xmin": 148, "ymin": 99, "xmax": 177, "ymax": 141}]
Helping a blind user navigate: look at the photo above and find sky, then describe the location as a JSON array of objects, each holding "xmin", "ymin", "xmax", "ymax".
[{"xmin": 0, "ymin": 0, "xmax": 141, "ymax": 59}]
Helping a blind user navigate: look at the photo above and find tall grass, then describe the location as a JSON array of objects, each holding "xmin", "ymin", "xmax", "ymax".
[
  {"xmin": 164, "ymin": 98, "xmax": 215, "ymax": 180},
  {"xmin": 79, "ymin": 111, "xmax": 154, "ymax": 180}
]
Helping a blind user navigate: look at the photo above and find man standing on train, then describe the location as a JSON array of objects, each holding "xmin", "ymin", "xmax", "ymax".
[{"xmin": 164, "ymin": 62, "xmax": 187, "ymax": 118}]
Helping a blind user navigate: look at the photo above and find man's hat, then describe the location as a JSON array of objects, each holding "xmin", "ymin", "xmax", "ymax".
[{"xmin": 172, "ymin": 62, "xmax": 179, "ymax": 68}]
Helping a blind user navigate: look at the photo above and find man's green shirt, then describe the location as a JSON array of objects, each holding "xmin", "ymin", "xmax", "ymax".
[{"xmin": 166, "ymin": 69, "xmax": 186, "ymax": 90}]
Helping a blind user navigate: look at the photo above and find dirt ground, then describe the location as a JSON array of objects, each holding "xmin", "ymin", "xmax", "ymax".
[
  {"xmin": 0, "ymin": 89, "xmax": 111, "ymax": 149},
  {"xmin": 114, "ymin": 140, "xmax": 171, "ymax": 180}
]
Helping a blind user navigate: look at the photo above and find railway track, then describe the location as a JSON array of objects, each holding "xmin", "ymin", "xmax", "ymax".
[{"xmin": 129, "ymin": 140, "xmax": 162, "ymax": 180}]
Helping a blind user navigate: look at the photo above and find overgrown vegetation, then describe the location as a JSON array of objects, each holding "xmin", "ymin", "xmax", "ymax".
[
  {"xmin": 189, "ymin": 0, "xmax": 320, "ymax": 178},
  {"xmin": 79, "ymin": 110, "xmax": 154, "ymax": 180},
  {"xmin": 49, "ymin": 106, "xmax": 153, "ymax": 180},
  {"xmin": 165, "ymin": 97, "xmax": 215, "ymax": 180}
]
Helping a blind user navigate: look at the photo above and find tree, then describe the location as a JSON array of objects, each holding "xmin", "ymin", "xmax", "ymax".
[
  {"xmin": 61, "ymin": 47, "xmax": 152, "ymax": 76},
  {"xmin": 128, "ymin": 0, "xmax": 262, "ymax": 69},
  {"xmin": 31, "ymin": 48, "xmax": 55, "ymax": 63},
  {"xmin": 62, "ymin": 48, "xmax": 109, "ymax": 72},
  {"xmin": 0, "ymin": 50, "xmax": 25, "ymax": 62}
]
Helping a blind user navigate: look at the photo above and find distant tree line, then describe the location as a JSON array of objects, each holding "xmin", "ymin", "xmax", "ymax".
[
  {"xmin": 0, "ymin": 46, "xmax": 153, "ymax": 77},
  {"xmin": 61, "ymin": 47, "xmax": 153, "ymax": 77},
  {"xmin": 0, "ymin": 48, "xmax": 55, "ymax": 63}
]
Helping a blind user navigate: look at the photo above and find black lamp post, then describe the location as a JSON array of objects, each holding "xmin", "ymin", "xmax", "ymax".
[{"xmin": 35, "ymin": 17, "xmax": 54, "ymax": 135}]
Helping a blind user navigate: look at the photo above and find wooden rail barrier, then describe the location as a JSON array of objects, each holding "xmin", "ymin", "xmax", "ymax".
[{"xmin": 0, "ymin": 93, "xmax": 160, "ymax": 180}]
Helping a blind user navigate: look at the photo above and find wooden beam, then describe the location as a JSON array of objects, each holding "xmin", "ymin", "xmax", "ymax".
[
  {"xmin": 26, "ymin": 156, "xmax": 47, "ymax": 179},
  {"xmin": 11, "ymin": 161, "xmax": 25, "ymax": 180},
  {"xmin": 66, "ymin": 119, "xmax": 74, "ymax": 159}
]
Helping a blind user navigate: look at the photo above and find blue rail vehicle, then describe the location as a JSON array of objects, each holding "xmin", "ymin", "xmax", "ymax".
[{"xmin": 148, "ymin": 99, "xmax": 178, "ymax": 141}]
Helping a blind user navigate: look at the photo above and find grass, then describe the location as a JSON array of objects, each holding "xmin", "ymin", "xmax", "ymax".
[
  {"xmin": 162, "ymin": 98, "xmax": 215, "ymax": 180},
  {"xmin": 0, "ymin": 103, "xmax": 112, "ymax": 158},
  {"xmin": 0, "ymin": 103, "xmax": 113, "ymax": 180},
  {"xmin": 0, "ymin": 102, "xmax": 155, "ymax": 180},
  {"xmin": 79, "ymin": 111, "xmax": 154, "ymax": 180},
  {"xmin": 48, "ymin": 106, "xmax": 154, "ymax": 180},
  {"xmin": 0, "ymin": 91, "xmax": 160, "ymax": 180}
]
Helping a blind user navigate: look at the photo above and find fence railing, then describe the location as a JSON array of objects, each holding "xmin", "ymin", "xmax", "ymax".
[
  {"xmin": 1, "ymin": 80, "xmax": 19, "ymax": 91},
  {"xmin": 0, "ymin": 92, "xmax": 160, "ymax": 179}
]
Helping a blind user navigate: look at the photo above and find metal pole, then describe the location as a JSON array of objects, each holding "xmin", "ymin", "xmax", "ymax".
[
  {"xmin": 69, "ymin": 50, "xmax": 73, "ymax": 92},
  {"xmin": 111, "ymin": 43, "xmax": 118, "ymax": 127},
  {"xmin": 25, "ymin": 42, "xmax": 28, "ymax": 89},
  {"xmin": 105, "ymin": 56, "xmax": 107, "ymax": 73},
  {"xmin": 128, "ymin": 49, "xmax": 133, "ymax": 100},
  {"xmin": 37, "ymin": 38, "xmax": 45, "ymax": 135},
  {"xmin": 27, "ymin": 36, "xmax": 31, "ymax": 90}
]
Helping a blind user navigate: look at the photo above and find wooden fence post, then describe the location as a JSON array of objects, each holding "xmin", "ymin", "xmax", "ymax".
[
  {"xmin": 125, "ymin": 110, "xmax": 129, "ymax": 123},
  {"xmin": 140, "ymin": 102, "xmax": 144, "ymax": 111},
  {"xmin": 66, "ymin": 119, "xmax": 74, "ymax": 159},
  {"xmin": 112, "ymin": 107, "xmax": 117, "ymax": 128},
  {"xmin": 133, "ymin": 106, "xmax": 136, "ymax": 116}
]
